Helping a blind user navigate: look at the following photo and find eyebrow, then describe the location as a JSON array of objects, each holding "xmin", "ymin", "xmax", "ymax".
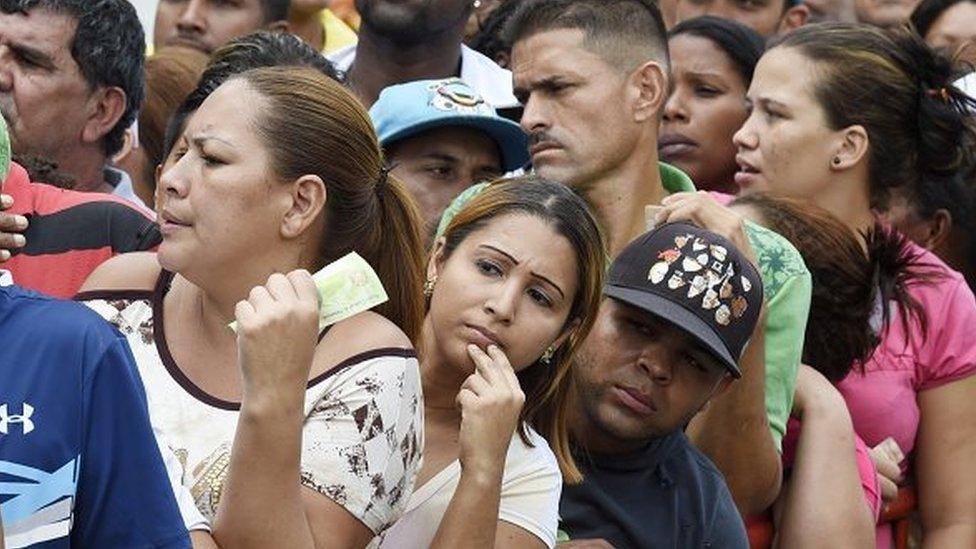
[
  {"xmin": 480, "ymin": 244, "xmax": 567, "ymax": 299},
  {"xmin": 190, "ymin": 134, "xmax": 235, "ymax": 149},
  {"xmin": 421, "ymin": 152, "xmax": 459, "ymax": 163},
  {"xmin": 7, "ymin": 41, "xmax": 56, "ymax": 71}
]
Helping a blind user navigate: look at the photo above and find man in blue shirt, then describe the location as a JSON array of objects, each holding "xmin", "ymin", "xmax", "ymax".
[
  {"xmin": 559, "ymin": 223, "xmax": 762, "ymax": 548},
  {"xmin": 0, "ymin": 281, "xmax": 190, "ymax": 548}
]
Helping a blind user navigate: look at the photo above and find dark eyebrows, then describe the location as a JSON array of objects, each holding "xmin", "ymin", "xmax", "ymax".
[
  {"xmin": 190, "ymin": 134, "xmax": 235, "ymax": 150},
  {"xmin": 8, "ymin": 42, "xmax": 56, "ymax": 71},
  {"xmin": 480, "ymin": 244, "xmax": 567, "ymax": 299}
]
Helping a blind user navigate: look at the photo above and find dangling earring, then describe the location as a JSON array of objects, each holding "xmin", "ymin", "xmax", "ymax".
[
  {"xmin": 424, "ymin": 277, "xmax": 436, "ymax": 298},
  {"xmin": 541, "ymin": 346, "xmax": 556, "ymax": 365},
  {"xmin": 474, "ymin": 0, "xmax": 482, "ymax": 7}
]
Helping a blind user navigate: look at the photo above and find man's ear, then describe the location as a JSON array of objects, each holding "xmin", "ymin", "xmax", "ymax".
[
  {"xmin": 427, "ymin": 237, "xmax": 447, "ymax": 283},
  {"xmin": 632, "ymin": 60, "xmax": 669, "ymax": 123},
  {"xmin": 778, "ymin": 4, "xmax": 810, "ymax": 33},
  {"xmin": 111, "ymin": 126, "xmax": 136, "ymax": 165},
  {"xmin": 267, "ymin": 20, "xmax": 291, "ymax": 33},
  {"xmin": 281, "ymin": 174, "xmax": 327, "ymax": 239},
  {"xmin": 82, "ymin": 86, "xmax": 128, "ymax": 147}
]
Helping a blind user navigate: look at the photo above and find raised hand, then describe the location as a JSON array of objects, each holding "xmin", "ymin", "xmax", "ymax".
[
  {"xmin": 0, "ymin": 193, "xmax": 27, "ymax": 262},
  {"xmin": 456, "ymin": 344, "xmax": 526, "ymax": 475},
  {"xmin": 234, "ymin": 270, "xmax": 320, "ymax": 405},
  {"xmin": 653, "ymin": 191, "xmax": 757, "ymax": 267}
]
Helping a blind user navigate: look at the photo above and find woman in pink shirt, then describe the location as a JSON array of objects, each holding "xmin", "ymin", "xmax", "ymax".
[{"xmin": 733, "ymin": 23, "xmax": 976, "ymax": 547}]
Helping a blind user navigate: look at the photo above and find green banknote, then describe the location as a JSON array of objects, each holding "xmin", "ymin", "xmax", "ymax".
[{"xmin": 230, "ymin": 252, "xmax": 388, "ymax": 333}]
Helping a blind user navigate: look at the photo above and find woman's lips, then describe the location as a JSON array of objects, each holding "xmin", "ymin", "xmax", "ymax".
[{"xmin": 658, "ymin": 134, "xmax": 698, "ymax": 160}]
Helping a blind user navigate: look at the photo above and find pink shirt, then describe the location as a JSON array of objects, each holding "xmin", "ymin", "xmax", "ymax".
[{"xmin": 837, "ymin": 243, "xmax": 976, "ymax": 547}]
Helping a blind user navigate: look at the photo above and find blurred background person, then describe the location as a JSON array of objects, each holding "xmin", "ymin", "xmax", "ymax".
[{"xmin": 660, "ymin": 16, "xmax": 765, "ymax": 194}]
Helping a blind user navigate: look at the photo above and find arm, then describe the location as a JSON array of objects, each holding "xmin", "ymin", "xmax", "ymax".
[
  {"xmin": 917, "ymin": 375, "xmax": 976, "ymax": 548},
  {"xmin": 659, "ymin": 193, "xmax": 789, "ymax": 514},
  {"xmin": 687, "ymin": 307, "xmax": 782, "ymax": 514},
  {"xmin": 429, "ymin": 345, "xmax": 544, "ymax": 549},
  {"xmin": 773, "ymin": 366, "xmax": 874, "ymax": 549},
  {"xmin": 213, "ymin": 271, "xmax": 374, "ymax": 549}
]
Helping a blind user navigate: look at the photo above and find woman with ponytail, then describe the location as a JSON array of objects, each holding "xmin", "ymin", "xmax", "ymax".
[
  {"xmin": 76, "ymin": 67, "xmax": 426, "ymax": 548},
  {"xmin": 732, "ymin": 23, "xmax": 976, "ymax": 547}
]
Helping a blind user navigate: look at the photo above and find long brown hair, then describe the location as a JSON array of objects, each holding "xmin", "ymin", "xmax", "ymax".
[
  {"xmin": 437, "ymin": 176, "xmax": 607, "ymax": 483},
  {"xmin": 235, "ymin": 67, "xmax": 426, "ymax": 342}
]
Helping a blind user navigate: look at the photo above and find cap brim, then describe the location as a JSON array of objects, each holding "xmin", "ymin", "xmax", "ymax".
[
  {"xmin": 381, "ymin": 116, "xmax": 530, "ymax": 172},
  {"xmin": 603, "ymin": 284, "xmax": 742, "ymax": 378}
]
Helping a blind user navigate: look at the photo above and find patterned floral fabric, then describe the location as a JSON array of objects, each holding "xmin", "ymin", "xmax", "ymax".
[{"xmin": 80, "ymin": 291, "xmax": 423, "ymax": 535}]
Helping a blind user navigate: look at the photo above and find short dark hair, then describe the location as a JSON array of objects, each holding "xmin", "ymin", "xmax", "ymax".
[
  {"xmin": 502, "ymin": 0, "xmax": 669, "ymax": 71},
  {"xmin": 163, "ymin": 31, "xmax": 340, "ymax": 160},
  {"xmin": 910, "ymin": 0, "xmax": 976, "ymax": 39},
  {"xmin": 260, "ymin": 0, "xmax": 290, "ymax": 22},
  {"xmin": 0, "ymin": 0, "xmax": 146, "ymax": 157},
  {"xmin": 669, "ymin": 16, "xmax": 765, "ymax": 85}
]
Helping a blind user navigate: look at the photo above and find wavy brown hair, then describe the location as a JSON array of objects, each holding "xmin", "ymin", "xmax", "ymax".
[{"xmin": 437, "ymin": 176, "xmax": 606, "ymax": 483}]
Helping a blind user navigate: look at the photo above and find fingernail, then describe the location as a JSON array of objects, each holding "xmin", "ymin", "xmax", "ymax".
[
  {"xmin": 12, "ymin": 234, "xmax": 25, "ymax": 247},
  {"xmin": 0, "ymin": 250, "xmax": 10, "ymax": 261},
  {"xmin": 14, "ymin": 216, "xmax": 27, "ymax": 229},
  {"xmin": 0, "ymin": 195, "xmax": 12, "ymax": 208}
]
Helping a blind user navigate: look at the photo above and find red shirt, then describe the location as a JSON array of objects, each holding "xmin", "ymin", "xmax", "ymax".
[{"xmin": 3, "ymin": 162, "xmax": 160, "ymax": 298}]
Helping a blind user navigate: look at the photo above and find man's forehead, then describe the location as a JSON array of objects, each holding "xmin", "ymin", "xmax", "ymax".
[
  {"xmin": 0, "ymin": 9, "xmax": 77, "ymax": 59},
  {"xmin": 511, "ymin": 28, "xmax": 600, "ymax": 80}
]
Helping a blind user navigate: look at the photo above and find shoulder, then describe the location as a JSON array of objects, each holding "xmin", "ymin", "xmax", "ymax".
[
  {"xmin": 77, "ymin": 252, "xmax": 162, "ymax": 295},
  {"xmin": 318, "ymin": 310, "xmax": 413, "ymax": 366},
  {"xmin": 504, "ymin": 426, "xmax": 561, "ymax": 485},
  {"xmin": 743, "ymin": 220, "xmax": 811, "ymax": 298}
]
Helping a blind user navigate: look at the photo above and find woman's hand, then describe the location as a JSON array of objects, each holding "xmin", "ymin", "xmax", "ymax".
[
  {"xmin": 869, "ymin": 437, "xmax": 905, "ymax": 502},
  {"xmin": 234, "ymin": 270, "xmax": 320, "ymax": 406},
  {"xmin": 456, "ymin": 344, "xmax": 526, "ymax": 476},
  {"xmin": 653, "ymin": 191, "xmax": 758, "ymax": 267}
]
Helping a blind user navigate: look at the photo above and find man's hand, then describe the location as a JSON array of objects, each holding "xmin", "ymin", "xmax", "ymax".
[{"xmin": 0, "ymin": 193, "xmax": 27, "ymax": 261}]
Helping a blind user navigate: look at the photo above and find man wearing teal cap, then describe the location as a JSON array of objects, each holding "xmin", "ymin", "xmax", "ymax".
[{"xmin": 370, "ymin": 77, "xmax": 528, "ymax": 232}]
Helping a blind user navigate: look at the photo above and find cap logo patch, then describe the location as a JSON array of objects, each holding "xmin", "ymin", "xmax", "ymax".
[
  {"xmin": 428, "ymin": 79, "xmax": 488, "ymax": 114},
  {"xmin": 645, "ymin": 231, "xmax": 751, "ymax": 326}
]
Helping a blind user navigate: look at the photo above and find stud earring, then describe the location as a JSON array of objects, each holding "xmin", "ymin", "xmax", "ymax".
[
  {"xmin": 474, "ymin": 0, "xmax": 482, "ymax": 7},
  {"xmin": 832, "ymin": 156, "xmax": 841, "ymax": 166},
  {"xmin": 541, "ymin": 346, "xmax": 556, "ymax": 365},
  {"xmin": 424, "ymin": 278, "xmax": 436, "ymax": 298}
]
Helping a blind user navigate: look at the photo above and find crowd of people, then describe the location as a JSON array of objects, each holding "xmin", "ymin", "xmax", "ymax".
[{"xmin": 0, "ymin": 0, "xmax": 974, "ymax": 548}]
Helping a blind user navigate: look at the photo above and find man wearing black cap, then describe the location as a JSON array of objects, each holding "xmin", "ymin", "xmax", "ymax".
[{"xmin": 558, "ymin": 222, "xmax": 762, "ymax": 548}]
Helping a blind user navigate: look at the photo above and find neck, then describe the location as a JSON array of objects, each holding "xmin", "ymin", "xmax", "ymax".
[
  {"xmin": 55, "ymin": 147, "xmax": 111, "ymax": 193},
  {"xmin": 419, "ymin": 316, "xmax": 468, "ymax": 412},
  {"xmin": 814, "ymin": 175, "xmax": 876, "ymax": 235},
  {"xmin": 347, "ymin": 26, "xmax": 465, "ymax": 107},
  {"xmin": 581, "ymin": 143, "xmax": 665, "ymax": 257},
  {"xmin": 290, "ymin": 10, "xmax": 325, "ymax": 51},
  {"xmin": 566, "ymin": 382, "xmax": 648, "ymax": 455}
]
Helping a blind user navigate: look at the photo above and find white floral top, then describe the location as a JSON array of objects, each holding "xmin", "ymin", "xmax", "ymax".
[{"xmin": 77, "ymin": 272, "xmax": 424, "ymax": 534}]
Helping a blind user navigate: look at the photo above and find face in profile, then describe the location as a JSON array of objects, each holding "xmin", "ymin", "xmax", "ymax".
[
  {"xmin": 389, "ymin": 126, "xmax": 503, "ymax": 228},
  {"xmin": 675, "ymin": 0, "xmax": 787, "ymax": 37},
  {"xmin": 426, "ymin": 213, "xmax": 579, "ymax": 374},
  {"xmin": 511, "ymin": 29, "xmax": 640, "ymax": 189},
  {"xmin": 154, "ymin": 0, "xmax": 269, "ymax": 54},
  {"xmin": 573, "ymin": 299, "xmax": 730, "ymax": 444},
  {"xmin": 356, "ymin": 0, "xmax": 472, "ymax": 42},
  {"xmin": 732, "ymin": 47, "xmax": 841, "ymax": 200},
  {"xmin": 156, "ymin": 79, "xmax": 295, "ymax": 279},
  {"xmin": 660, "ymin": 33, "xmax": 751, "ymax": 193},
  {"xmin": 854, "ymin": 0, "xmax": 919, "ymax": 28}
]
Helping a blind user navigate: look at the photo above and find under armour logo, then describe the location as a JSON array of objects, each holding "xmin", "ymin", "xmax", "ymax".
[{"xmin": 0, "ymin": 403, "xmax": 35, "ymax": 435}]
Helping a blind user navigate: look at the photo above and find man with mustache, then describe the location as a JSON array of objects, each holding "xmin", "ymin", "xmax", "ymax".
[
  {"xmin": 153, "ymin": 0, "xmax": 290, "ymax": 55},
  {"xmin": 504, "ymin": 0, "xmax": 813, "ymax": 516},
  {"xmin": 558, "ymin": 222, "xmax": 761, "ymax": 547}
]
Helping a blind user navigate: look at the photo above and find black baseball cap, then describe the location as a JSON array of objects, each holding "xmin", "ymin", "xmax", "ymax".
[{"xmin": 604, "ymin": 222, "xmax": 764, "ymax": 378}]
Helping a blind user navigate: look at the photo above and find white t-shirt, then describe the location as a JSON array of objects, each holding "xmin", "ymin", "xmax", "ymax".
[
  {"xmin": 80, "ymin": 278, "xmax": 424, "ymax": 536},
  {"xmin": 329, "ymin": 44, "xmax": 519, "ymax": 110},
  {"xmin": 371, "ymin": 425, "xmax": 562, "ymax": 548}
]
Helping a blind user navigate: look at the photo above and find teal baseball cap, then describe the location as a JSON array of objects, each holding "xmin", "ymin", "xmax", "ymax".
[{"xmin": 369, "ymin": 78, "xmax": 530, "ymax": 172}]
